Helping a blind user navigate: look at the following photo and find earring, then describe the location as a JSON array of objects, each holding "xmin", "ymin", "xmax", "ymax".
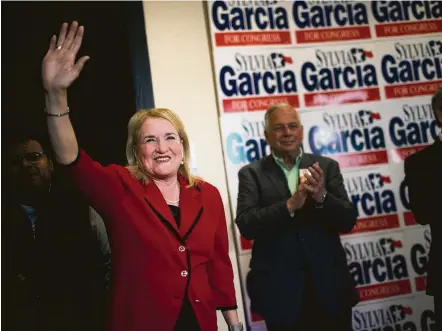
[{"xmin": 180, "ymin": 159, "xmax": 184, "ymax": 165}]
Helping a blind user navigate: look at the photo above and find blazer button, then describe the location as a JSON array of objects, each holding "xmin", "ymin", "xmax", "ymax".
[
  {"xmin": 194, "ymin": 299, "xmax": 200, "ymax": 304},
  {"xmin": 178, "ymin": 245, "xmax": 186, "ymax": 252},
  {"xmin": 181, "ymin": 270, "xmax": 188, "ymax": 277}
]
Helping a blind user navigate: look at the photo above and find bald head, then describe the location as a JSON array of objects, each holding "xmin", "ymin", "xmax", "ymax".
[
  {"xmin": 264, "ymin": 103, "xmax": 301, "ymax": 131},
  {"xmin": 264, "ymin": 103, "xmax": 303, "ymax": 157}
]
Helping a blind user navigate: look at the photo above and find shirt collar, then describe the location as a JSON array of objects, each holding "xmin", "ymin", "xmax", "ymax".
[
  {"xmin": 272, "ymin": 148, "xmax": 303, "ymax": 171},
  {"xmin": 20, "ymin": 204, "xmax": 36, "ymax": 214}
]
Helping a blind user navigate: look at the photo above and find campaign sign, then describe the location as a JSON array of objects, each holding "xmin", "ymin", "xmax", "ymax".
[
  {"xmin": 343, "ymin": 231, "xmax": 412, "ymax": 303},
  {"xmin": 370, "ymin": 1, "xmax": 442, "ymax": 39},
  {"xmin": 220, "ymin": 111, "xmax": 269, "ymax": 252},
  {"xmin": 293, "ymin": 41, "xmax": 380, "ymax": 107},
  {"xmin": 214, "ymin": 48, "xmax": 300, "ymax": 113},
  {"xmin": 291, "ymin": 1, "xmax": 372, "ymax": 45},
  {"xmin": 300, "ymin": 104, "xmax": 389, "ymax": 170},
  {"xmin": 207, "ymin": 1, "xmax": 292, "ymax": 47},
  {"xmin": 376, "ymin": 37, "xmax": 442, "ymax": 100}
]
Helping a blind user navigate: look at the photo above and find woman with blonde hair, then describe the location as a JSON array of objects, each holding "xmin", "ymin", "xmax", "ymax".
[{"xmin": 42, "ymin": 21, "xmax": 243, "ymax": 331}]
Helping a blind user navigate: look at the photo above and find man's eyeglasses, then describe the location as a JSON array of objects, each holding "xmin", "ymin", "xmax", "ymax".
[{"xmin": 12, "ymin": 152, "xmax": 45, "ymax": 166}]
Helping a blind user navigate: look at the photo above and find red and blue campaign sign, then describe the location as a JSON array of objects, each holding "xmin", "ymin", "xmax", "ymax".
[
  {"xmin": 214, "ymin": 48, "xmax": 300, "ymax": 112},
  {"xmin": 300, "ymin": 98, "xmax": 439, "ymax": 170},
  {"xmin": 370, "ymin": 1, "xmax": 442, "ymax": 39},
  {"xmin": 207, "ymin": 1, "xmax": 292, "ymax": 47},
  {"xmin": 340, "ymin": 160, "xmax": 434, "ymax": 236},
  {"xmin": 342, "ymin": 165, "xmax": 401, "ymax": 235},
  {"xmin": 405, "ymin": 226, "xmax": 432, "ymax": 294},
  {"xmin": 375, "ymin": 36, "xmax": 442, "ymax": 100},
  {"xmin": 300, "ymin": 104, "xmax": 388, "ymax": 169},
  {"xmin": 220, "ymin": 111, "xmax": 269, "ymax": 253},
  {"xmin": 352, "ymin": 296, "xmax": 419, "ymax": 331},
  {"xmin": 291, "ymin": 1, "xmax": 372, "ymax": 44},
  {"xmin": 292, "ymin": 41, "xmax": 381, "ymax": 107},
  {"xmin": 384, "ymin": 97, "xmax": 438, "ymax": 162},
  {"xmin": 342, "ymin": 231, "xmax": 412, "ymax": 303},
  {"xmin": 352, "ymin": 295, "xmax": 428, "ymax": 331}
]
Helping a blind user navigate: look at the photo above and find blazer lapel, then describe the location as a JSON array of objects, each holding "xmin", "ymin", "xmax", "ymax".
[
  {"xmin": 263, "ymin": 156, "xmax": 291, "ymax": 199},
  {"xmin": 178, "ymin": 176, "xmax": 203, "ymax": 240},
  {"xmin": 144, "ymin": 181, "xmax": 179, "ymax": 234},
  {"xmin": 299, "ymin": 153, "xmax": 314, "ymax": 171}
]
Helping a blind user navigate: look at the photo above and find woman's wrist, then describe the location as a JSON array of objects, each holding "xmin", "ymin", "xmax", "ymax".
[
  {"xmin": 45, "ymin": 89, "xmax": 68, "ymax": 113},
  {"xmin": 222, "ymin": 309, "xmax": 242, "ymax": 329},
  {"xmin": 228, "ymin": 323, "xmax": 244, "ymax": 331},
  {"xmin": 45, "ymin": 89, "xmax": 67, "ymax": 103}
]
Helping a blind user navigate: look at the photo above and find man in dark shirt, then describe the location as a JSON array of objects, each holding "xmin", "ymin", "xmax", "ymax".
[
  {"xmin": 404, "ymin": 88, "xmax": 442, "ymax": 330},
  {"xmin": 2, "ymin": 132, "xmax": 110, "ymax": 331}
]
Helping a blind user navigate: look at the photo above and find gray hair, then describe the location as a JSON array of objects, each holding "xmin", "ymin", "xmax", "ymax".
[
  {"xmin": 264, "ymin": 102, "xmax": 299, "ymax": 130},
  {"xmin": 431, "ymin": 87, "xmax": 442, "ymax": 127}
]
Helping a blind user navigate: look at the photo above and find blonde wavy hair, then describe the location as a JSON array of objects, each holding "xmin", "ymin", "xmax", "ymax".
[{"xmin": 125, "ymin": 108, "xmax": 201, "ymax": 187}]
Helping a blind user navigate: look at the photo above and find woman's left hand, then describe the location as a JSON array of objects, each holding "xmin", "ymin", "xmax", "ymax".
[{"xmin": 43, "ymin": 21, "xmax": 89, "ymax": 93}]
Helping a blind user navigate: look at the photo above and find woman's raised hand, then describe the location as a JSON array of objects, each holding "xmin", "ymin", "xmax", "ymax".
[{"xmin": 42, "ymin": 21, "xmax": 89, "ymax": 93}]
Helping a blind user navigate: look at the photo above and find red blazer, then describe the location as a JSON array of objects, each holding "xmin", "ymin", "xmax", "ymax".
[{"xmin": 67, "ymin": 150, "xmax": 237, "ymax": 331}]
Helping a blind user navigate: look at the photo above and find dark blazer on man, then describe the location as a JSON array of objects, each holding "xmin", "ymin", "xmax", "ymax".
[
  {"xmin": 235, "ymin": 153, "xmax": 359, "ymax": 324},
  {"xmin": 404, "ymin": 138, "xmax": 442, "ymax": 297}
]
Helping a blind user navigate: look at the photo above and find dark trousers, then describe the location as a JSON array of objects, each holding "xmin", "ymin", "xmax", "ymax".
[
  {"xmin": 435, "ymin": 294, "xmax": 440, "ymax": 331},
  {"xmin": 265, "ymin": 271, "xmax": 352, "ymax": 331},
  {"xmin": 174, "ymin": 296, "xmax": 201, "ymax": 331}
]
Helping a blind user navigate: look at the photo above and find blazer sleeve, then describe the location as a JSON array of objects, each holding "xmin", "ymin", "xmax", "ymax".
[
  {"xmin": 313, "ymin": 159, "xmax": 358, "ymax": 233},
  {"xmin": 404, "ymin": 156, "xmax": 435, "ymax": 225},
  {"xmin": 64, "ymin": 149, "xmax": 125, "ymax": 218},
  {"xmin": 235, "ymin": 166, "xmax": 293, "ymax": 240},
  {"xmin": 207, "ymin": 191, "xmax": 237, "ymax": 310}
]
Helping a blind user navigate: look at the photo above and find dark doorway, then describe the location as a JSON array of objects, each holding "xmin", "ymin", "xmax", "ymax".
[{"xmin": 2, "ymin": 1, "xmax": 154, "ymax": 165}]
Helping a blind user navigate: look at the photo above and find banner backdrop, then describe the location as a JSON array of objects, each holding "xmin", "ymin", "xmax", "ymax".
[{"xmin": 207, "ymin": 1, "xmax": 441, "ymax": 330}]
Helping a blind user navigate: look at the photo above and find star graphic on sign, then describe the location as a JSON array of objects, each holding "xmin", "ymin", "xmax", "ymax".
[
  {"xmin": 429, "ymin": 40, "xmax": 442, "ymax": 56},
  {"xmin": 380, "ymin": 239, "xmax": 394, "ymax": 254},
  {"xmin": 368, "ymin": 174, "xmax": 380, "ymax": 189},
  {"xmin": 393, "ymin": 306, "xmax": 404, "ymax": 321},
  {"xmin": 353, "ymin": 49, "xmax": 364, "ymax": 62},
  {"xmin": 272, "ymin": 54, "xmax": 284, "ymax": 68},
  {"xmin": 374, "ymin": 175, "xmax": 383, "ymax": 188},
  {"xmin": 360, "ymin": 111, "xmax": 372, "ymax": 125}
]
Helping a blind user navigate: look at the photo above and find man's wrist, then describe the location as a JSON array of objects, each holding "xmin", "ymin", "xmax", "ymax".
[
  {"xmin": 314, "ymin": 190, "xmax": 327, "ymax": 205},
  {"xmin": 286, "ymin": 198, "xmax": 296, "ymax": 214}
]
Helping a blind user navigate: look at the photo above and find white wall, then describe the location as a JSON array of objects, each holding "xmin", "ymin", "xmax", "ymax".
[{"xmin": 142, "ymin": 1, "xmax": 246, "ymax": 329}]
